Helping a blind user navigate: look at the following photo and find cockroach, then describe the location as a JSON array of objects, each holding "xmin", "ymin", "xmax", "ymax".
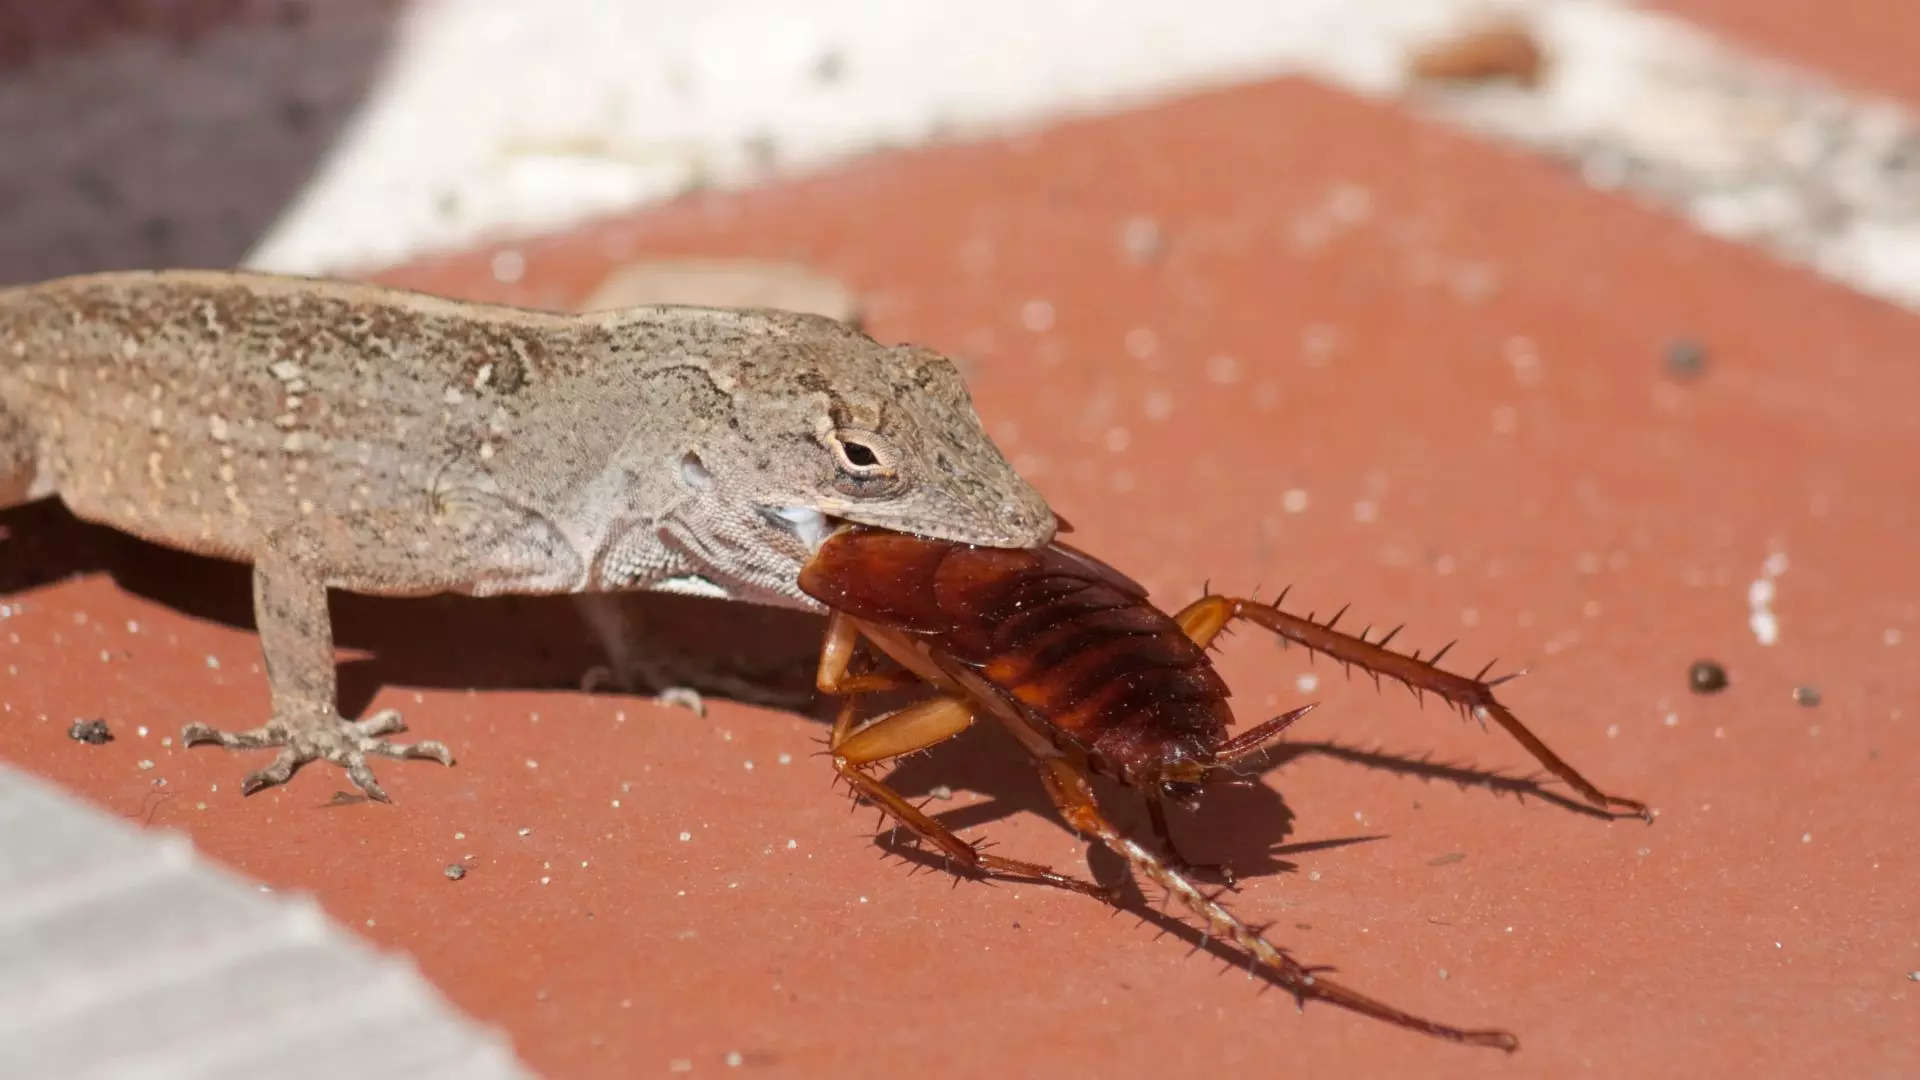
[{"xmin": 796, "ymin": 523, "xmax": 1649, "ymax": 1052}]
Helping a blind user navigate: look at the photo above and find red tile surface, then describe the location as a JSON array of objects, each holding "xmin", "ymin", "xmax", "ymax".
[{"xmin": 7, "ymin": 75, "xmax": 1918, "ymax": 1077}]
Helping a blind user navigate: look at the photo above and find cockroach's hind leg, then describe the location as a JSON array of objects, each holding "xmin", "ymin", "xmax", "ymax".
[
  {"xmin": 831, "ymin": 694, "xmax": 1117, "ymax": 903},
  {"xmin": 1180, "ymin": 593, "xmax": 1650, "ymax": 821},
  {"xmin": 1037, "ymin": 756, "xmax": 1518, "ymax": 1052}
]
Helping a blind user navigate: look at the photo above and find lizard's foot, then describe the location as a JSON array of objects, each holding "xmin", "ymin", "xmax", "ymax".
[
  {"xmin": 652, "ymin": 686, "xmax": 707, "ymax": 716},
  {"xmin": 181, "ymin": 709, "xmax": 454, "ymax": 802},
  {"xmin": 576, "ymin": 664, "xmax": 707, "ymax": 716}
]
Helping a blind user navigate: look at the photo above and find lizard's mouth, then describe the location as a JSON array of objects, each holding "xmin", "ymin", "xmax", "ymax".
[{"xmin": 761, "ymin": 505, "xmax": 837, "ymax": 552}]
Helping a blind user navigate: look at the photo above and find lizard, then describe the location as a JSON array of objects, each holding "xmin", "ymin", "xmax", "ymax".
[{"xmin": 0, "ymin": 269, "xmax": 1057, "ymax": 801}]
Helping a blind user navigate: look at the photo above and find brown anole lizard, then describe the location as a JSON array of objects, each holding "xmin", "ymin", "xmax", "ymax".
[{"xmin": 0, "ymin": 269, "xmax": 1057, "ymax": 800}]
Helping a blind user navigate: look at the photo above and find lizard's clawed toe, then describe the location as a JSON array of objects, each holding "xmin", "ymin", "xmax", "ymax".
[
  {"xmin": 239, "ymin": 748, "xmax": 304, "ymax": 797},
  {"xmin": 184, "ymin": 710, "xmax": 455, "ymax": 799},
  {"xmin": 182, "ymin": 721, "xmax": 278, "ymax": 751},
  {"xmin": 351, "ymin": 708, "xmax": 407, "ymax": 739}
]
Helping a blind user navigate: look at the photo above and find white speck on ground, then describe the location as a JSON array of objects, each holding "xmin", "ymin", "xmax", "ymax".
[
  {"xmin": 1296, "ymin": 673, "xmax": 1319, "ymax": 693},
  {"xmin": 1119, "ymin": 215, "xmax": 1164, "ymax": 262},
  {"xmin": 1748, "ymin": 550, "xmax": 1788, "ymax": 646},
  {"xmin": 1281, "ymin": 488, "xmax": 1309, "ymax": 513},
  {"xmin": 1021, "ymin": 299, "xmax": 1055, "ymax": 332},
  {"xmin": 1143, "ymin": 389, "xmax": 1175, "ymax": 421},
  {"xmin": 1206, "ymin": 353, "xmax": 1241, "ymax": 384}
]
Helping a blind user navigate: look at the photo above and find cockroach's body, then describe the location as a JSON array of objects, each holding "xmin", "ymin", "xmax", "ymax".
[{"xmin": 797, "ymin": 524, "xmax": 1648, "ymax": 1052}]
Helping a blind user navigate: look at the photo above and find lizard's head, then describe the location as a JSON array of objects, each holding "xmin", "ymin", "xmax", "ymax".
[
  {"xmin": 635, "ymin": 310, "xmax": 1057, "ymax": 605},
  {"xmin": 739, "ymin": 321, "xmax": 1056, "ymax": 548}
]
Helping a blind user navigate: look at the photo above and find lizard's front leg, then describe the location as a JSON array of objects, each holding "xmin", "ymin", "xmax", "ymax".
[
  {"xmin": 182, "ymin": 553, "xmax": 453, "ymax": 802},
  {"xmin": 181, "ymin": 493, "xmax": 576, "ymax": 801}
]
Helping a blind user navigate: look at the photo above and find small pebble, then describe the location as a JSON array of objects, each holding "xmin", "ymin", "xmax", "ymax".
[
  {"xmin": 67, "ymin": 719, "xmax": 113, "ymax": 745},
  {"xmin": 1664, "ymin": 338, "xmax": 1707, "ymax": 379},
  {"xmin": 444, "ymin": 864, "xmax": 467, "ymax": 881},
  {"xmin": 1792, "ymin": 685, "xmax": 1821, "ymax": 707},
  {"xmin": 1688, "ymin": 660, "xmax": 1729, "ymax": 694}
]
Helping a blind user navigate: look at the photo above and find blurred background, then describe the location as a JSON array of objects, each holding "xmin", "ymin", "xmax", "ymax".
[{"xmin": 5, "ymin": 0, "xmax": 1916, "ymax": 307}]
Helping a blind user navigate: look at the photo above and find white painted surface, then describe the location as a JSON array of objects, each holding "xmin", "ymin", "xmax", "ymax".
[
  {"xmin": 0, "ymin": 764, "xmax": 532, "ymax": 1080},
  {"xmin": 248, "ymin": 0, "xmax": 1920, "ymax": 311}
]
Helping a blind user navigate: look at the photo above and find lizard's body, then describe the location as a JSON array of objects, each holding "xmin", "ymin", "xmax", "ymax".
[{"xmin": 0, "ymin": 269, "xmax": 1054, "ymax": 798}]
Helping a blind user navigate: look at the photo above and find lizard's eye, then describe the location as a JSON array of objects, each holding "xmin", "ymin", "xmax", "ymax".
[
  {"xmin": 827, "ymin": 429, "xmax": 902, "ymax": 496},
  {"xmin": 839, "ymin": 439, "xmax": 880, "ymax": 468},
  {"xmin": 829, "ymin": 429, "xmax": 894, "ymax": 476}
]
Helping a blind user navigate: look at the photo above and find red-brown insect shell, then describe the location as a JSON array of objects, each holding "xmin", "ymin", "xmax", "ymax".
[
  {"xmin": 798, "ymin": 524, "xmax": 1243, "ymax": 803},
  {"xmin": 796, "ymin": 523, "xmax": 1645, "ymax": 1052}
]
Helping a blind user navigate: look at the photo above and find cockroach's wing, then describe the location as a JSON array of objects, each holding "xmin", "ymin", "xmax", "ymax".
[{"xmin": 1043, "ymin": 540, "xmax": 1151, "ymax": 599}]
